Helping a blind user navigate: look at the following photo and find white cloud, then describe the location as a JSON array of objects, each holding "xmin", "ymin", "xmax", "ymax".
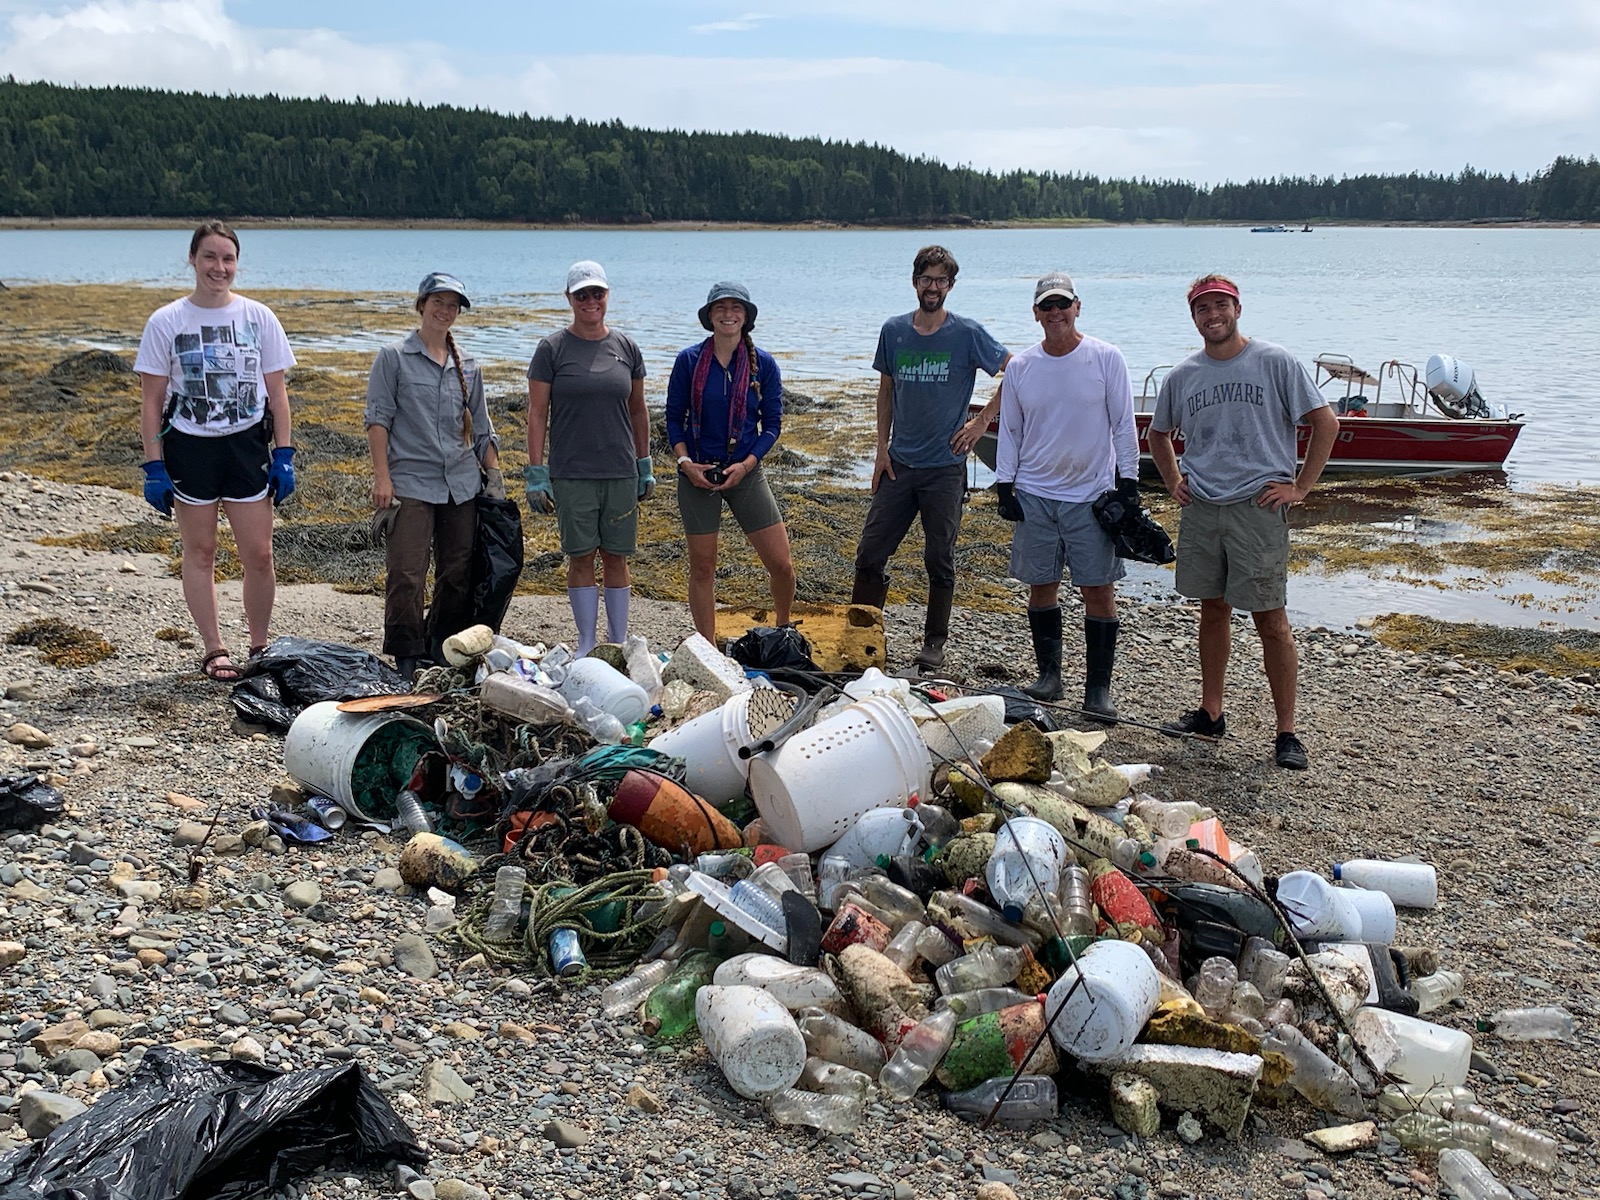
[{"xmin": 690, "ymin": 12, "xmax": 769, "ymax": 34}]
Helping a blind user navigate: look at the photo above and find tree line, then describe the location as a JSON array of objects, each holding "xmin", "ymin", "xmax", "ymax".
[{"xmin": 2, "ymin": 79, "xmax": 1597, "ymax": 224}]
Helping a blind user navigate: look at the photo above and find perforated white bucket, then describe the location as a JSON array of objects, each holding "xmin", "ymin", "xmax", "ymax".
[
  {"xmin": 747, "ymin": 694, "xmax": 931, "ymax": 853},
  {"xmin": 647, "ymin": 691, "xmax": 756, "ymax": 806}
]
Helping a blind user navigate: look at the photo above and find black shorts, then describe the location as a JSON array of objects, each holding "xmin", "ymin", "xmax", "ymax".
[{"xmin": 163, "ymin": 423, "xmax": 271, "ymax": 505}]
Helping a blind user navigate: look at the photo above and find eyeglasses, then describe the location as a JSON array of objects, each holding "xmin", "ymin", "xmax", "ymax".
[
  {"xmin": 1036, "ymin": 296, "xmax": 1077, "ymax": 311},
  {"xmin": 571, "ymin": 288, "xmax": 607, "ymax": 303},
  {"xmin": 914, "ymin": 275, "xmax": 953, "ymax": 289}
]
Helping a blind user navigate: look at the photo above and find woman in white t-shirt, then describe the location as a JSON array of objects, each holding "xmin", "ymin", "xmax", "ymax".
[{"xmin": 135, "ymin": 220, "xmax": 297, "ymax": 681}]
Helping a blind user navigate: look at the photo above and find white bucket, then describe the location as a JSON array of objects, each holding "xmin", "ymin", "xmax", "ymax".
[
  {"xmin": 695, "ymin": 984, "xmax": 808, "ymax": 1099},
  {"xmin": 648, "ymin": 691, "xmax": 758, "ymax": 807},
  {"xmin": 283, "ymin": 701, "xmax": 435, "ymax": 822},
  {"xmin": 748, "ymin": 695, "xmax": 932, "ymax": 853},
  {"xmin": 1045, "ymin": 939, "xmax": 1161, "ymax": 1064},
  {"xmin": 1337, "ymin": 884, "xmax": 1397, "ymax": 944},
  {"xmin": 559, "ymin": 657, "xmax": 649, "ymax": 726}
]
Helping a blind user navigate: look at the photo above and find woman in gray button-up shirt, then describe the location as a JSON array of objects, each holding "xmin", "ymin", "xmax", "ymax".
[{"xmin": 366, "ymin": 273, "xmax": 503, "ymax": 679}]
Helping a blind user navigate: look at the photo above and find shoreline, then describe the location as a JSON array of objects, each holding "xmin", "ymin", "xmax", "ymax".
[{"xmin": 2, "ymin": 216, "xmax": 1596, "ymax": 234}]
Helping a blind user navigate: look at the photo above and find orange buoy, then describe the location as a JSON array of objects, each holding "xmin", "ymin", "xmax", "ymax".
[{"xmin": 609, "ymin": 769, "xmax": 743, "ymax": 855}]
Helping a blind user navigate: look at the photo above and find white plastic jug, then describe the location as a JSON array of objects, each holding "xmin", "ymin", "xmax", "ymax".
[
  {"xmin": 1276, "ymin": 871, "xmax": 1363, "ymax": 940},
  {"xmin": 1333, "ymin": 859, "xmax": 1438, "ymax": 909},
  {"xmin": 826, "ymin": 806, "xmax": 925, "ymax": 870},
  {"xmin": 1045, "ymin": 938, "xmax": 1161, "ymax": 1064},
  {"xmin": 558, "ymin": 657, "xmax": 649, "ymax": 726},
  {"xmin": 695, "ymin": 984, "xmax": 808, "ymax": 1099},
  {"xmin": 713, "ymin": 953, "xmax": 849, "ymax": 1015},
  {"xmin": 1359, "ymin": 1007, "xmax": 1473, "ymax": 1087},
  {"xmin": 1337, "ymin": 885, "xmax": 1396, "ymax": 945},
  {"xmin": 985, "ymin": 816, "xmax": 1068, "ymax": 923}
]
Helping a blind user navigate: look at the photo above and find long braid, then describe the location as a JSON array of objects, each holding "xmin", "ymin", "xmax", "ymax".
[
  {"xmin": 742, "ymin": 330, "xmax": 762, "ymax": 402},
  {"xmin": 446, "ymin": 331, "xmax": 473, "ymax": 446}
]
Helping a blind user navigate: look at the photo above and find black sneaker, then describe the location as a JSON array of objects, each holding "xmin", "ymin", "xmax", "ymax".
[
  {"xmin": 1275, "ymin": 732, "xmax": 1309, "ymax": 770},
  {"xmin": 1160, "ymin": 707, "xmax": 1227, "ymax": 738}
]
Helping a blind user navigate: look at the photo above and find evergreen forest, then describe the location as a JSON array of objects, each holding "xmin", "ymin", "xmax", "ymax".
[{"xmin": 3, "ymin": 80, "xmax": 1597, "ymax": 224}]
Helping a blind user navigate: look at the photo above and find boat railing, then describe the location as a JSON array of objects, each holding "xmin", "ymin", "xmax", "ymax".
[{"xmin": 1136, "ymin": 365, "xmax": 1173, "ymax": 413}]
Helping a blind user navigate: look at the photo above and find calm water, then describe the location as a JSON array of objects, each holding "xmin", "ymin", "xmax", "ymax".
[{"xmin": 4, "ymin": 225, "xmax": 1598, "ymax": 487}]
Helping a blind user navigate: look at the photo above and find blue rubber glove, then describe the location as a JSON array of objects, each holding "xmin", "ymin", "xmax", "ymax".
[
  {"xmin": 267, "ymin": 446, "xmax": 296, "ymax": 506},
  {"xmin": 995, "ymin": 482, "xmax": 1024, "ymax": 522},
  {"xmin": 141, "ymin": 460, "xmax": 174, "ymax": 517},
  {"xmin": 636, "ymin": 455, "xmax": 656, "ymax": 501},
  {"xmin": 524, "ymin": 463, "xmax": 555, "ymax": 514}
]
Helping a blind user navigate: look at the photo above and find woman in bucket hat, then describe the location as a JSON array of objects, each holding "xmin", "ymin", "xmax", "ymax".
[
  {"xmin": 665, "ymin": 281, "xmax": 795, "ymax": 640},
  {"xmin": 365, "ymin": 272, "xmax": 503, "ymax": 680}
]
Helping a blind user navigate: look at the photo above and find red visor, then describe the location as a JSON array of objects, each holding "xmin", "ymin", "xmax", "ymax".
[{"xmin": 1187, "ymin": 279, "xmax": 1240, "ymax": 306}]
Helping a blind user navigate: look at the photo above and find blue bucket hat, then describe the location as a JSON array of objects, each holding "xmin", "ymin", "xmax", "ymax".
[{"xmin": 698, "ymin": 281, "xmax": 757, "ymax": 332}]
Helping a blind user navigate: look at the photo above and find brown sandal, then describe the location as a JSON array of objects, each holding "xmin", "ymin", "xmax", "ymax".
[
  {"xmin": 248, "ymin": 644, "xmax": 268, "ymax": 659},
  {"xmin": 201, "ymin": 649, "xmax": 242, "ymax": 682}
]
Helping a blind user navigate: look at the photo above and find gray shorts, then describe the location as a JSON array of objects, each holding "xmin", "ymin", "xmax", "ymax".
[
  {"xmin": 1174, "ymin": 496, "xmax": 1290, "ymax": 612},
  {"xmin": 552, "ymin": 476, "xmax": 638, "ymax": 557},
  {"xmin": 1008, "ymin": 491, "xmax": 1125, "ymax": 587},
  {"xmin": 676, "ymin": 463, "xmax": 784, "ymax": 538}
]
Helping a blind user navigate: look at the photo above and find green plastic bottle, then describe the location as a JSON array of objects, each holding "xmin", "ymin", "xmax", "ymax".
[{"xmin": 641, "ymin": 949, "xmax": 716, "ymax": 1039}]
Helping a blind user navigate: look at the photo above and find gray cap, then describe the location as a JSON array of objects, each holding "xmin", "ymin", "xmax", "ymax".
[
  {"xmin": 565, "ymin": 261, "xmax": 610, "ymax": 293},
  {"xmin": 698, "ymin": 281, "xmax": 758, "ymax": 332},
  {"xmin": 1034, "ymin": 272, "xmax": 1078, "ymax": 304},
  {"xmin": 417, "ymin": 271, "xmax": 470, "ymax": 308}
]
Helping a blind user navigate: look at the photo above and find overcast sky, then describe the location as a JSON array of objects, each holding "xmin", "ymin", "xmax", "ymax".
[{"xmin": 2, "ymin": 0, "xmax": 1595, "ymax": 184}]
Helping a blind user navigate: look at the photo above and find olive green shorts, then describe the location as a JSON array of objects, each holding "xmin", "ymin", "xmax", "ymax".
[
  {"xmin": 552, "ymin": 476, "xmax": 638, "ymax": 556},
  {"xmin": 1174, "ymin": 496, "xmax": 1290, "ymax": 612},
  {"xmin": 676, "ymin": 462, "xmax": 784, "ymax": 538}
]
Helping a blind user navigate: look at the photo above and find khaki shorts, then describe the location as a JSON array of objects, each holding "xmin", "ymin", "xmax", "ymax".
[
  {"xmin": 552, "ymin": 476, "xmax": 638, "ymax": 556},
  {"xmin": 1008, "ymin": 491, "xmax": 1125, "ymax": 587},
  {"xmin": 1174, "ymin": 496, "xmax": 1290, "ymax": 612},
  {"xmin": 676, "ymin": 462, "xmax": 784, "ymax": 538}
]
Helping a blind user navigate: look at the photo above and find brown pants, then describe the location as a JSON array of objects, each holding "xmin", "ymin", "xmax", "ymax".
[{"xmin": 384, "ymin": 495, "xmax": 477, "ymax": 659}]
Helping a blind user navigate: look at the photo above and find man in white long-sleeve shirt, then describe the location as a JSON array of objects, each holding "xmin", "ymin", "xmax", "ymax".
[{"xmin": 994, "ymin": 272, "xmax": 1139, "ymax": 718}]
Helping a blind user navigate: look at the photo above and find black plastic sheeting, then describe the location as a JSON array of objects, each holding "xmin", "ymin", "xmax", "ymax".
[
  {"xmin": 469, "ymin": 496, "xmax": 524, "ymax": 633},
  {"xmin": 230, "ymin": 637, "xmax": 410, "ymax": 732},
  {"xmin": 727, "ymin": 626, "xmax": 819, "ymax": 674},
  {"xmin": 0, "ymin": 1048, "xmax": 424, "ymax": 1200},
  {"xmin": 0, "ymin": 772, "xmax": 64, "ymax": 829}
]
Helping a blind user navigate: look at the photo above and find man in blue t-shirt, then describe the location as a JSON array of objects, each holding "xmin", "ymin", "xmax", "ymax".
[{"xmin": 851, "ymin": 245, "xmax": 1010, "ymax": 676}]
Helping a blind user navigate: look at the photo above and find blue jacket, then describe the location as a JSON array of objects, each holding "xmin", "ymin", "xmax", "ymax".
[{"xmin": 665, "ymin": 342, "xmax": 783, "ymax": 464}]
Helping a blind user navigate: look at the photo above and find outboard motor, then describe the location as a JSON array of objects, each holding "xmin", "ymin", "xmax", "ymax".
[{"xmin": 1425, "ymin": 354, "xmax": 1490, "ymax": 419}]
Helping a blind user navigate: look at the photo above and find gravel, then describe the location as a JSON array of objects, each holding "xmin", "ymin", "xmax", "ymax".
[{"xmin": 0, "ymin": 468, "xmax": 1597, "ymax": 1200}]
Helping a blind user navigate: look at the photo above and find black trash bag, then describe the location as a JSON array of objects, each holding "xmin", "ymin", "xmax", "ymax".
[
  {"xmin": 1092, "ymin": 477, "xmax": 1176, "ymax": 565},
  {"xmin": 0, "ymin": 772, "xmax": 64, "ymax": 829},
  {"xmin": 230, "ymin": 636, "xmax": 409, "ymax": 733},
  {"xmin": 728, "ymin": 626, "xmax": 819, "ymax": 673},
  {"xmin": 0, "ymin": 1046, "xmax": 424, "ymax": 1200},
  {"xmin": 986, "ymin": 685, "xmax": 1061, "ymax": 732},
  {"xmin": 469, "ymin": 496, "xmax": 524, "ymax": 632}
]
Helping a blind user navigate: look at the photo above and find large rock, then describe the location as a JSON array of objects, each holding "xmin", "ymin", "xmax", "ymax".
[
  {"xmin": 19, "ymin": 1091, "xmax": 87, "ymax": 1139},
  {"xmin": 1094, "ymin": 1044, "xmax": 1263, "ymax": 1138},
  {"xmin": 32, "ymin": 1019, "xmax": 89, "ymax": 1056},
  {"xmin": 980, "ymin": 722, "xmax": 1054, "ymax": 784},
  {"xmin": 420, "ymin": 1059, "xmax": 474, "ymax": 1103},
  {"xmin": 393, "ymin": 934, "xmax": 438, "ymax": 981},
  {"xmin": 1108, "ymin": 1072, "xmax": 1161, "ymax": 1137},
  {"xmin": 1305, "ymin": 1121, "xmax": 1379, "ymax": 1153}
]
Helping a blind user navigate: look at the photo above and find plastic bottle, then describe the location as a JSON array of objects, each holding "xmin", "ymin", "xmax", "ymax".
[
  {"xmin": 1444, "ymin": 1102, "xmax": 1561, "ymax": 1171},
  {"xmin": 927, "ymin": 890, "xmax": 1044, "ymax": 950},
  {"xmin": 1127, "ymin": 797, "xmax": 1194, "ymax": 839},
  {"xmin": 934, "ymin": 986, "xmax": 1035, "ymax": 1019},
  {"xmin": 694, "ymin": 850, "xmax": 753, "ymax": 881},
  {"xmin": 712, "ymin": 953, "xmax": 846, "ymax": 1014},
  {"xmin": 886, "ymin": 853, "xmax": 948, "ymax": 901},
  {"xmin": 1056, "ymin": 864, "xmax": 1095, "ymax": 937},
  {"xmin": 1410, "ymin": 969, "xmax": 1464, "ymax": 1014},
  {"xmin": 797, "ymin": 1006, "xmax": 887, "ymax": 1076},
  {"xmin": 1436, "ymin": 1148, "xmax": 1514, "ymax": 1200},
  {"xmin": 1331, "ymin": 859, "xmax": 1438, "ymax": 908},
  {"xmin": 798, "ymin": 1056, "xmax": 874, "ymax": 1098},
  {"xmin": 1260, "ymin": 1025, "xmax": 1366, "ymax": 1119},
  {"xmin": 481, "ymin": 864, "xmax": 527, "ymax": 942},
  {"xmin": 879, "ymin": 1008, "xmax": 957, "ymax": 1101},
  {"xmin": 392, "ymin": 789, "xmax": 433, "ymax": 835},
  {"xmin": 1479, "ymin": 1005, "xmax": 1575, "ymax": 1041},
  {"xmin": 1376, "ymin": 1082, "xmax": 1476, "ymax": 1118},
  {"xmin": 934, "ymin": 943, "xmax": 1026, "ymax": 995},
  {"xmin": 1191, "ymin": 956, "xmax": 1237, "ymax": 1019},
  {"xmin": 1225, "ymin": 980, "xmax": 1266, "ymax": 1023},
  {"xmin": 942, "ymin": 1074, "xmax": 1058, "ymax": 1123},
  {"xmin": 1262, "ymin": 998, "xmax": 1298, "ymax": 1029},
  {"xmin": 569, "ymin": 695, "xmax": 627, "ymax": 744},
  {"xmin": 623, "ymin": 635, "xmax": 664, "ymax": 704},
  {"xmin": 695, "ymin": 984, "xmax": 807, "ymax": 1099},
  {"xmin": 600, "ymin": 958, "xmax": 675, "ymax": 1017},
  {"xmin": 479, "ymin": 673, "xmax": 571, "ymax": 725},
  {"xmin": 827, "ymin": 806, "xmax": 925, "ymax": 869},
  {"xmin": 913, "ymin": 923, "xmax": 961, "ymax": 967},
  {"xmin": 642, "ymin": 949, "xmax": 717, "ymax": 1038},
  {"xmin": 986, "ymin": 815, "xmax": 1069, "ymax": 923},
  {"xmin": 1275, "ymin": 870, "xmax": 1362, "ymax": 940},
  {"xmin": 764, "ymin": 1087, "xmax": 864, "ymax": 1133},
  {"xmin": 1237, "ymin": 937, "xmax": 1291, "ymax": 1001},
  {"xmin": 850, "ymin": 876, "xmax": 927, "ymax": 929},
  {"xmin": 748, "ymin": 860, "xmax": 801, "ymax": 898},
  {"xmin": 909, "ymin": 800, "xmax": 962, "ymax": 852},
  {"xmin": 1391, "ymin": 1112, "xmax": 1494, "ymax": 1157},
  {"xmin": 882, "ymin": 919, "xmax": 925, "ymax": 972},
  {"xmin": 774, "ymin": 853, "xmax": 818, "ymax": 903},
  {"xmin": 817, "ymin": 854, "xmax": 854, "ymax": 910}
]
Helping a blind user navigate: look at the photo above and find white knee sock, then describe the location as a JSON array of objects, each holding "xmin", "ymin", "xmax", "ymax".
[
  {"xmin": 568, "ymin": 586, "xmax": 599, "ymax": 657},
  {"xmin": 603, "ymin": 585, "xmax": 630, "ymax": 644}
]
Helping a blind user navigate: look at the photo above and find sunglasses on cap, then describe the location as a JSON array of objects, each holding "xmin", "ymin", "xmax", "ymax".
[{"xmin": 1036, "ymin": 296, "xmax": 1077, "ymax": 311}]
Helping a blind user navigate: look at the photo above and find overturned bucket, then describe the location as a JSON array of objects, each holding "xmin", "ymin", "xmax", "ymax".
[
  {"xmin": 647, "ymin": 688, "xmax": 790, "ymax": 807},
  {"xmin": 283, "ymin": 700, "xmax": 436, "ymax": 824},
  {"xmin": 748, "ymin": 695, "xmax": 931, "ymax": 853}
]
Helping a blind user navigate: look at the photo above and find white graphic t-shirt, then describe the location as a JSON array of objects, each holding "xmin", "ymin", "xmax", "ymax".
[{"xmin": 135, "ymin": 296, "xmax": 296, "ymax": 437}]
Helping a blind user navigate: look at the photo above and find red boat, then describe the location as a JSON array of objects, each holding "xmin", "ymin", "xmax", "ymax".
[{"xmin": 971, "ymin": 353, "xmax": 1525, "ymax": 477}]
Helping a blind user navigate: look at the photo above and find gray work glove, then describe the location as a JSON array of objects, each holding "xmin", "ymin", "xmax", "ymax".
[{"xmin": 481, "ymin": 467, "xmax": 507, "ymax": 502}]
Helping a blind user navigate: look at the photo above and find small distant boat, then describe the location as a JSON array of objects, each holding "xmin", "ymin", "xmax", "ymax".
[
  {"xmin": 970, "ymin": 353, "xmax": 1525, "ymax": 477},
  {"xmin": 1250, "ymin": 224, "xmax": 1292, "ymax": 233}
]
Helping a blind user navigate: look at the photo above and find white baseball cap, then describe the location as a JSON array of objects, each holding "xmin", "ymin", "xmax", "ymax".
[{"xmin": 565, "ymin": 261, "xmax": 610, "ymax": 293}]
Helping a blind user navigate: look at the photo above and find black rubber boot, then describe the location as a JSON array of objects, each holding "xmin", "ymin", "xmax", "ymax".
[
  {"xmin": 851, "ymin": 568, "xmax": 889, "ymax": 611},
  {"xmin": 395, "ymin": 656, "xmax": 421, "ymax": 684},
  {"xmin": 1021, "ymin": 606, "xmax": 1064, "ymax": 701},
  {"xmin": 1083, "ymin": 615, "xmax": 1119, "ymax": 722},
  {"xmin": 914, "ymin": 585, "xmax": 955, "ymax": 671}
]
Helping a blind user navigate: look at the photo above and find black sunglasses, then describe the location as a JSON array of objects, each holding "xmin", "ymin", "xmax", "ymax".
[{"xmin": 1036, "ymin": 296, "xmax": 1077, "ymax": 311}]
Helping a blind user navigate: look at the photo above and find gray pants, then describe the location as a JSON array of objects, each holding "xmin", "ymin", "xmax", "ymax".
[
  {"xmin": 853, "ymin": 462, "xmax": 966, "ymax": 590},
  {"xmin": 384, "ymin": 495, "xmax": 476, "ymax": 659}
]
